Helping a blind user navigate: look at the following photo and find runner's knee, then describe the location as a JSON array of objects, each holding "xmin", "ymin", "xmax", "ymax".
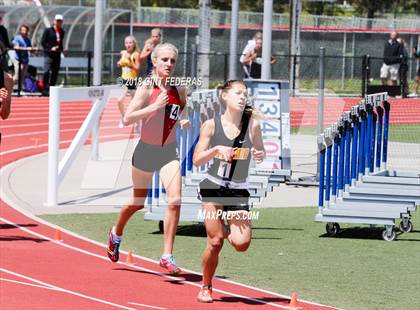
[
  {"xmin": 126, "ymin": 203, "xmax": 143, "ymax": 211},
  {"xmin": 231, "ymin": 239, "xmax": 251, "ymax": 252},
  {"xmin": 207, "ymin": 235, "xmax": 224, "ymax": 253},
  {"xmin": 126, "ymin": 197, "xmax": 145, "ymax": 210},
  {"xmin": 166, "ymin": 196, "xmax": 181, "ymax": 207}
]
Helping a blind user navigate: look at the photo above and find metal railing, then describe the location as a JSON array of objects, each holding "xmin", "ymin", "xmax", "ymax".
[
  {"xmin": 135, "ymin": 7, "xmax": 420, "ymax": 30},
  {"xmin": 10, "ymin": 49, "xmax": 93, "ymax": 96},
  {"xmin": 10, "ymin": 47, "xmax": 419, "ymax": 97}
]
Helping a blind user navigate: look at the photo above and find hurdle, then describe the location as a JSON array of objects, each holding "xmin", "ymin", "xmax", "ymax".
[
  {"xmin": 315, "ymin": 92, "xmax": 419, "ymax": 241},
  {"xmin": 46, "ymin": 85, "xmax": 125, "ymax": 207},
  {"xmin": 144, "ymin": 80, "xmax": 292, "ymax": 230}
]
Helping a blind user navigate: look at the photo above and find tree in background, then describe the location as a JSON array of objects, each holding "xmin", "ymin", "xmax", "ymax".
[
  {"xmin": 303, "ymin": 0, "xmax": 346, "ymax": 16},
  {"xmin": 349, "ymin": 0, "xmax": 419, "ymax": 18}
]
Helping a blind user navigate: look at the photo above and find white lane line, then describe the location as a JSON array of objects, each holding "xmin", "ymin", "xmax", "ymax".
[
  {"xmin": 2, "ymin": 125, "xmax": 131, "ymax": 138},
  {"xmin": 0, "ymin": 134, "xmax": 134, "ymax": 156},
  {"xmin": 7, "ymin": 115, "xmax": 121, "ymax": 122},
  {"xmin": 0, "ymin": 217, "xmax": 289, "ymax": 309},
  {"xmin": 1, "ymin": 277, "xmax": 58, "ymax": 290},
  {"xmin": 1, "ymin": 119, "xmax": 122, "ymax": 129},
  {"xmin": 128, "ymin": 302, "xmax": 167, "ymax": 310},
  {"xmin": 0, "ymin": 268, "xmax": 137, "ymax": 310},
  {"xmin": 7, "ymin": 111, "xmax": 116, "ymax": 116},
  {"xmin": 10, "ymin": 106, "xmax": 93, "ymax": 110},
  {"xmin": 10, "ymin": 105, "xmax": 121, "ymax": 111}
]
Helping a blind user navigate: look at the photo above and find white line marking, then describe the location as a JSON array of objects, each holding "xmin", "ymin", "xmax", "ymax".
[
  {"xmin": 7, "ymin": 115, "xmax": 121, "ymax": 122},
  {"xmin": 2, "ymin": 125, "xmax": 131, "ymax": 138},
  {"xmin": 0, "ymin": 268, "xmax": 137, "ymax": 310},
  {"xmin": 7, "ymin": 111, "xmax": 113, "ymax": 116},
  {"xmin": 0, "ymin": 218, "xmax": 289, "ymax": 309},
  {"xmin": 0, "ymin": 134, "xmax": 134, "ymax": 156},
  {"xmin": 1, "ymin": 277, "xmax": 58, "ymax": 290},
  {"xmin": 128, "ymin": 302, "xmax": 167, "ymax": 310},
  {"xmin": 0, "ymin": 119, "xmax": 123, "ymax": 129}
]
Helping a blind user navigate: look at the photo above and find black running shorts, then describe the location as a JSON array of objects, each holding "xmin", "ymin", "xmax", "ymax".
[{"xmin": 198, "ymin": 178, "xmax": 250, "ymax": 211}]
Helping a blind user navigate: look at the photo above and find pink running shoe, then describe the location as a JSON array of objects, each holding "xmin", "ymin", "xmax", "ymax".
[
  {"xmin": 159, "ymin": 255, "xmax": 181, "ymax": 275},
  {"xmin": 107, "ymin": 228, "xmax": 121, "ymax": 262},
  {"xmin": 197, "ymin": 285, "xmax": 213, "ymax": 303}
]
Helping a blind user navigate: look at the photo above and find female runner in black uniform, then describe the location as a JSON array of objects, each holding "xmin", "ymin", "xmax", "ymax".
[{"xmin": 193, "ymin": 80, "xmax": 265, "ymax": 302}]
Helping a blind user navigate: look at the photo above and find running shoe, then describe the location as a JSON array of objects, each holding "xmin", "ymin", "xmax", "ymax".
[
  {"xmin": 107, "ymin": 228, "xmax": 121, "ymax": 262},
  {"xmin": 197, "ymin": 285, "xmax": 213, "ymax": 303},
  {"xmin": 159, "ymin": 255, "xmax": 181, "ymax": 275}
]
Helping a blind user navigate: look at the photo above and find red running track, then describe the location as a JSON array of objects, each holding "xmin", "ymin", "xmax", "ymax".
[{"xmin": 0, "ymin": 97, "xmax": 342, "ymax": 309}]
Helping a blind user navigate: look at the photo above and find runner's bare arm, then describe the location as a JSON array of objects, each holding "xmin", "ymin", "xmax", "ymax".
[
  {"xmin": 132, "ymin": 51, "xmax": 141, "ymax": 72},
  {"xmin": 242, "ymin": 50, "xmax": 255, "ymax": 65},
  {"xmin": 0, "ymin": 73, "xmax": 13, "ymax": 120},
  {"xmin": 193, "ymin": 120, "xmax": 234, "ymax": 165},
  {"xmin": 117, "ymin": 50, "xmax": 124, "ymax": 67},
  {"xmin": 177, "ymin": 86, "xmax": 190, "ymax": 128},
  {"xmin": 193, "ymin": 119, "xmax": 218, "ymax": 166},
  {"xmin": 139, "ymin": 40, "xmax": 153, "ymax": 61},
  {"xmin": 250, "ymin": 118, "xmax": 265, "ymax": 163},
  {"xmin": 123, "ymin": 84, "xmax": 167, "ymax": 125}
]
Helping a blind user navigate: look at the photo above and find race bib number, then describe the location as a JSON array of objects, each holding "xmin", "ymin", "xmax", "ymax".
[
  {"xmin": 169, "ymin": 105, "xmax": 180, "ymax": 120},
  {"xmin": 217, "ymin": 162, "xmax": 232, "ymax": 178}
]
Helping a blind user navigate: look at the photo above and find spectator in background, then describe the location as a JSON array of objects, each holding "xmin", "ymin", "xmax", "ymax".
[
  {"xmin": 409, "ymin": 46, "xmax": 420, "ymax": 97},
  {"xmin": 380, "ymin": 31, "xmax": 402, "ymax": 86},
  {"xmin": 13, "ymin": 24, "xmax": 34, "ymax": 90},
  {"xmin": 140, "ymin": 28, "xmax": 161, "ymax": 77},
  {"xmin": 397, "ymin": 38, "xmax": 409, "ymax": 98},
  {"xmin": 239, "ymin": 31, "xmax": 262, "ymax": 78},
  {"xmin": 241, "ymin": 38, "xmax": 277, "ymax": 79},
  {"xmin": 41, "ymin": 14, "xmax": 65, "ymax": 96},
  {"xmin": 116, "ymin": 35, "xmax": 141, "ymax": 131}
]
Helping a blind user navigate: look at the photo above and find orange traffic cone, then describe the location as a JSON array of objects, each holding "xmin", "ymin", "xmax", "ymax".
[
  {"xmin": 126, "ymin": 250, "xmax": 134, "ymax": 265},
  {"xmin": 286, "ymin": 292, "xmax": 303, "ymax": 310},
  {"xmin": 53, "ymin": 229, "xmax": 63, "ymax": 241}
]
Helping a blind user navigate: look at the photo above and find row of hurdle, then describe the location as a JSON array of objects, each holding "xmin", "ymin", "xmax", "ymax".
[{"xmin": 315, "ymin": 92, "xmax": 420, "ymax": 241}]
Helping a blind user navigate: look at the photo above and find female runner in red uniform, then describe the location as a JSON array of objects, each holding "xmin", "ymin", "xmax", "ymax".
[{"xmin": 107, "ymin": 43, "xmax": 188, "ymax": 274}]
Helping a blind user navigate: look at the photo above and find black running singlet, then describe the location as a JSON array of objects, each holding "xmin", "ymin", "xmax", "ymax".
[{"xmin": 207, "ymin": 116, "xmax": 252, "ymax": 183}]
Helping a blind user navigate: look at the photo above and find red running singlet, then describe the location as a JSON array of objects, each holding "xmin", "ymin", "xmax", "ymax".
[{"xmin": 141, "ymin": 85, "xmax": 184, "ymax": 146}]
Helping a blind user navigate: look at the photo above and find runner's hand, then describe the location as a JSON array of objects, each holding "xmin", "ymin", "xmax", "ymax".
[
  {"xmin": 0, "ymin": 88, "xmax": 8, "ymax": 101},
  {"xmin": 216, "ymin": 145, "xmax": 234, "ymax": 162},
  {"xmin": 180, "ymin": 119, "xmax": 190, "ymax": 129},
  {"xmin": 151, "ymin": 90, "xmax": 168, "ymax": 112},
  {"xmin": 251, "ymin": 147, "xmax": 264, "ymax": 164}
]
